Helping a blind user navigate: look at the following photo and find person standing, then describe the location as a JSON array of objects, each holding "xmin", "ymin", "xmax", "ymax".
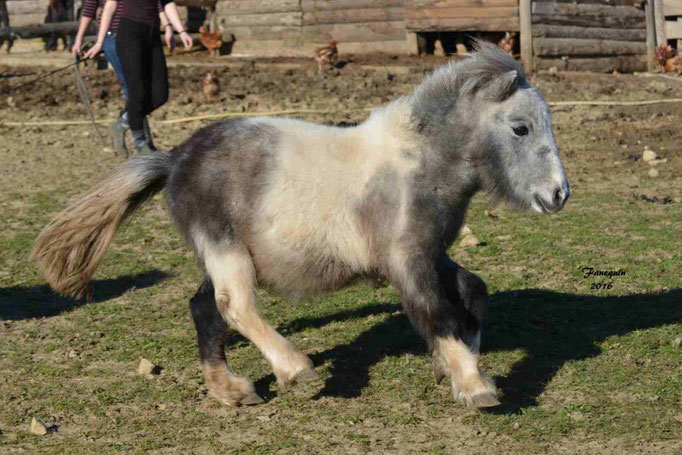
[
  {"xmin": 73, "ymin": 0, "xmax": 176, "ymax": 156},
  {"xmin": 0, "ymin": 0, "xmax": 13, "ymax": 53},
  {"xmin": 84, "ymin": 0, "xmax": 192, "ymax": 155}
]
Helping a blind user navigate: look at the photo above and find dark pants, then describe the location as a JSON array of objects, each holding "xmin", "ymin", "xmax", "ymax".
[
  {"xmin": 116, "ymin": 18, "xmax": 168, "ymax": 131},
  {"xmin": 0, "ymin": 0, "xmax": 12, "ymax": 52}
]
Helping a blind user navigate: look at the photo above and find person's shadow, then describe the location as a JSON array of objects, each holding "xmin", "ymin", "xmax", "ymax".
[
  {"xmin": 276, "ymin": 288, "xmax": 682, "ymax": 413},
  {"xmin": 0, "ymin": 270, "xmax": 168, "ymax": 321}
]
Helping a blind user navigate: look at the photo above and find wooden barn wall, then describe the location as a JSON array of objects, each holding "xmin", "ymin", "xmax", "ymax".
[
  {"xmin": 406, "ymin": 0, "xmax": 520, "ymax": 32},
  {"xmin": 6, "ymin": 0, "xmax": 50, "ymax": 27},
  {"xmin": 214, "ymin": 0, "xmax": 409, "ymax": 50},
  {"xmin": 531, "ymin": 0, "xmax": 648, "ymax": 71},
  {"xmin": 301, "ymin": 0, "xmax": 406, "ymax": 44}
]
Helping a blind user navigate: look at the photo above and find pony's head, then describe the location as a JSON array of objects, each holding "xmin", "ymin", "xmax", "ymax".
[{"xmin": 411, "ymin": 40, "xmax": 569, "ymax": 213}]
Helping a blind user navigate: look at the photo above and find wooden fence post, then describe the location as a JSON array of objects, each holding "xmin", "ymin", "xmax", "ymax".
[
  {"xmin": 645, "ymin": 0, "xmax": 657, "ymax": 70},
  {"xmin": 653, "ymin": 0, "xmax": 668, "ymax": 45},
  {"xmin": 520, "ymin": 0, "xmax": 533, "ymax": 74}
]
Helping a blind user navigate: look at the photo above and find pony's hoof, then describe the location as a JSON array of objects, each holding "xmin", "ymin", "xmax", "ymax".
[
  {"xmin": 208, "ymin": 377, "xmax": 263, "ymax": 407},
  {"xmin": 240, "ymin": 392, "xmax": 265, "ymax": 406},
  {"xmin": 293, "ymin": 368, "xmax": 321, "ymax": 384},
  {"xmin": 277, "ymin": 367, "xmax": 321, "ymax": 391},
  {"xmin": 432, "ymin": 353, "xmax": 449, "ymax": 385},
  {"xmin": 469, "ymin": 392, "xmax": 501, "ymax": 408}
]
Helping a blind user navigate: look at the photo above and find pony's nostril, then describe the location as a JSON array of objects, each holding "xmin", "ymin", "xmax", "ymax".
[{"xmin": 554, "ymin": 187, "xmax": 565, "ymax": 204}]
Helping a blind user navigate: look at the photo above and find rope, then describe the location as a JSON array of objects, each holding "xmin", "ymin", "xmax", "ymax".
[
  {"xmin": 548, "ymin": 98, "xmax": 682, "ymax": 107},
  {"xmin": 2, "ymin": 98, "xmax": 682, "ymax": 127},
  {"xmin": 0, "ymin": 60, "xmax": 82, "ymax": 96}
]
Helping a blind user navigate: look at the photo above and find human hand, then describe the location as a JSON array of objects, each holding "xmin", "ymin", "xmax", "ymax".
[
  {"xmin": 179, "ymin": 31, "xmax": 193, "ymax": 51},
  {"xmin": 83, "ymin": 41, "xmax": 102, "ymax": 60},
  {"xmin": 72, "ymin": 36, "xmax": 82, "ymax": 57}
]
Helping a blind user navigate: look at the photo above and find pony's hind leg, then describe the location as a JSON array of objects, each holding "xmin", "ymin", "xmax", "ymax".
[
  {"xmin": 190, "ymin": 279, "xmax": 263, "ymax": 406},
  {"xmin": 203, "ymin": 243, "xmax": 320, "ymax": 391}
]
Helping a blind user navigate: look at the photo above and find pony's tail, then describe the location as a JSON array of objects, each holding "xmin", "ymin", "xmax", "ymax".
[{"xmin": 31, "ymin": 152, "xmax": 172, "ymax": 300}]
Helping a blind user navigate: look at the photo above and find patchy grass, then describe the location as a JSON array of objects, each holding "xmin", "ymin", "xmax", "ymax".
[{"xmin": 1, "ymin": 63, "xmax": 681, "ymax": 454}]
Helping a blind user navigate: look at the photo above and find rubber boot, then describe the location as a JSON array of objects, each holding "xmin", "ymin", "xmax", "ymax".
[
  {"xmin": 142, "ymin": 117, "xmax": 158, "ymax": 152},
  {"xmin": 132, "ymin": 129, "xmax": 153, "ymax": 155},
  {"xmin": 108, "ymin": 113, "xmax": 129, "ymax": 158}
]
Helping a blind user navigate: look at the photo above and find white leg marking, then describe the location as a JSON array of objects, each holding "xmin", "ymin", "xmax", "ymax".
[
  {"xmin": 435, "ymin": 336, "xmax": 499, "ymax": 408},
  {"xmin": 204, "ymin": 243, "xmax": 317, "ymax": 388}
]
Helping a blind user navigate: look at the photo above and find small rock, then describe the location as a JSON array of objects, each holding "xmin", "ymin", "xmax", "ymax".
[
  {"xmin": 569, "ymin": 411, "xmax": 585, "ymax": 421},
  {"xmin": 138, "ymin": 358, "xmax": 161, "ymax": 375},
  {"xmin": 459, "ymin": 234, "xmax": 480, "ymax": 247},
  {"xmin": 484, "ymin": 209, "xmax": 499, "ymax": 219},
  {"xmin": 547, "ymin": 66, "xmax": 558, "ymax": 76},
  {"xmin": 102, "ymin": 147, "xmax": 113, "ymax": 154},
  {"xmin": 648, "ymin": 168, "xmax": 659, "ymax": 178},
  {"xmin": 30, "ymin": 417, "xmax": 48, "ymax": 436},
  {"xmin": 460, "ymin": 225, "xmax": 473, "ymax": 235},
  {"xmin": 67, "ymin": 349, "xmax": 78, "ymax": 358},
  {"xmin": 642, "ymin": 150, "xmax": 657, "ymax": 162},
  {"xmin": 672, "ymin": 337, "xmax": 681, "ymax": 348},
  {"xmin": 6, "ymin": 96, "xmax": 15, "ymax": 108},
  {"xmin": 648, "ymin": 158, "xmax": 667, "ymax": 166}
]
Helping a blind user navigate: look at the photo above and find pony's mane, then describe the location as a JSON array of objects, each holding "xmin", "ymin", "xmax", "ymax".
[{"xmin": 411, "ymin": 40, "xmax": 527, "ymax": 128}]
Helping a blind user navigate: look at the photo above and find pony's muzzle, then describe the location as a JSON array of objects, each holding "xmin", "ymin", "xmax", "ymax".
[{"xmin": 535, "ymin": 181, "xmax": 569, "ymax": 213}]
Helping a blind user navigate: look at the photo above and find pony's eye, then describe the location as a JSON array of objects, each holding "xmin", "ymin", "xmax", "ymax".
[{"xmin": 512, "ymin": 125, "xmax": 529, "ymax": 136}]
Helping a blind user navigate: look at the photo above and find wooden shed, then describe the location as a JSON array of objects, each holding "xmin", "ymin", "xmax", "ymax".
[
  {"xmin": 4, "ymin": 0, "xmax": 681, "ymax": 73},
  {"xmin": 5, "ymin": 0, "xmax": 50, "ymax": 27},
  {"xmin": 204, "ymin": 0, "xmax": 659, "ymax": 72},
  {"xmin": 530, "ymin": 0, "xmax": 648, "ymax": 72}
]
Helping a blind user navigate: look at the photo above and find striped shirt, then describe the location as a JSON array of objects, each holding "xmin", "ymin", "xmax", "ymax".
[{"xmin": 82, "ymin": 0, "xmax": 165, "ymax": 33}]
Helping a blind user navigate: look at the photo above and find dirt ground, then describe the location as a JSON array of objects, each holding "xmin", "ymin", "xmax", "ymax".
[{"xmin": 0, "ymin": 46, "xmax": 681, "ymax": 454}]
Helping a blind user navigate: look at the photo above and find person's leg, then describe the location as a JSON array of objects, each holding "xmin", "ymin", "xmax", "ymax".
[
  {"xmin": 0, "ymin": 1, "xmax": 12, "ymax": 52},
  {"xmin": 103, "ymin": 32, "xmax": 129, "ymax": 157},
  {"xmin": 116, "ymin": 20, "xmax": 149, "ymax": 154},
  {"xmin": 102, "ymin": 32, "xmax": 129, "ymax": 100},
  {"xmin": 141, "ymin": 37, "xmax": 169, "ymax": 151}
]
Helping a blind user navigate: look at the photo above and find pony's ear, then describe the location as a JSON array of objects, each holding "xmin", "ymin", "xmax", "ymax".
[{"xmin": 477, "ymin": 70, "xmax": 520, "ymax": 101}]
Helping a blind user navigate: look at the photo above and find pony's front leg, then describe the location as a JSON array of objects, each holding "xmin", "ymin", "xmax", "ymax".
[
  {"xmin": 203, "ymin": 244, "xmax": 320, "ymax": 392},
  {"xmin": 391, "ymin": 253, "xmax": 499, "ymax": 407}
]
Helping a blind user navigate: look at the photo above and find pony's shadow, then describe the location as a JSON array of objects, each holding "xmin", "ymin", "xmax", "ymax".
[
  {"xmin": 0, "ymin": 270, "xmax": 169, "ymax": 321},
  {"xmin": 276, "ymin": 288, "xmax": 682, "ymax": 412}
]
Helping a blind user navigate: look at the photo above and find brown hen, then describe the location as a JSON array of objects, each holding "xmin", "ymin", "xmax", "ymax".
[
  {"xmin": 314, "ymin": 40, "xmax": 338, "ymax": 71},
  {"xmin": 200, "ymin": 25, "xmax": 222, "ymax": 57},
  {"xmin": 498, "ymin": 32, "xmax": 516, "ymax": 56},
  {"xmin": 202, "ymin": 69, "xmax": 220, "ymax": 101}
]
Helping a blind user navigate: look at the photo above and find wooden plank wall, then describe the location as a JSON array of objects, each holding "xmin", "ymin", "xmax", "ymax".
[
  {"xmin": 214, "ymin": 0, "xmax": 409, "ymax": 51},
  {"xmin": 6, "ymin": 0, "xmax": 50, "ymax": 27},
  {"xmin": 405, "ymin": 0, "xmax": 519, "ymax": 31},
  {"xmin": 301, "ymin": 0, "xmax": 406, "ymax": 44},
  {"xmin": 531, "ymin": 0, "xmax": 648, "ymax": 71}
]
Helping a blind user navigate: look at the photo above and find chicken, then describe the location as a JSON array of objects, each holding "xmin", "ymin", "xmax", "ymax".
[
  {"xmin": 498, "ymin": 32, "xmax": 516, "ymax": 56},
  {"xmin": 665, "ymin": 55, "xmax": 682, "ymax": 75},
  {"xmin": 314, "ymin": 40, "xmax": 338, "ymax": 71},
  {"xmin": 654, "ymin": 44, "xmax": 675, "ymax": 72},
  {"xmin": 199, "ymin": 25, "xmax": 222, "ymax": 57},
  {"xmin": 655, "ymin": 44, "xmax": 682, "ymax": 74},
  {"xmin": 202, "ymin": 69, "xmax": 220, "ymax": 101}
]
